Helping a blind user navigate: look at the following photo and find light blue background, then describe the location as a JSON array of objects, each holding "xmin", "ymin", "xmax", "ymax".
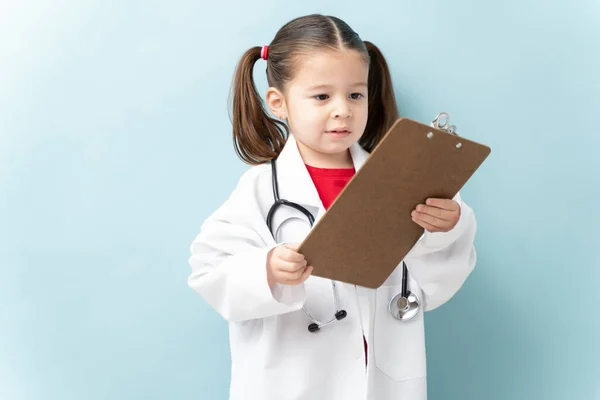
[{"xmin": 1, "ymin": 0, "xmax": 598, "ymax": 399}]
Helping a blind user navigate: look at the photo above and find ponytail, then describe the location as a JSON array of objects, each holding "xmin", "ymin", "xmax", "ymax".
[
  {"xmin": 360, "ymin": 41, "xmax": 399, "ymax": 152},
  {"xmin": 231, "ymin": 46, "xmax": 288, "ymax": 165}
]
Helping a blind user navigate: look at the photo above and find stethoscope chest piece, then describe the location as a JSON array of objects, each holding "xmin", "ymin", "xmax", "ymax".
[{"xmin": 389, "ymin": 291, "xmax": 420, "ymax": 321}]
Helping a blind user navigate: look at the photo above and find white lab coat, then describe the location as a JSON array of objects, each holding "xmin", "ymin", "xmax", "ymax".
[{"xmin": 188, "ymin": 134, "xmax": 477, "ymax": 400}]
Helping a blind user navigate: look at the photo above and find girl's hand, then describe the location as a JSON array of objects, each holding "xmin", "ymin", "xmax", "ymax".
[
  {"xmin": 266, "ymin": 243, "xmax": 313, "ymax": 287},
  {"xmin": 411, "ymin": 198, "xmax": 461, "ymax": 233}
]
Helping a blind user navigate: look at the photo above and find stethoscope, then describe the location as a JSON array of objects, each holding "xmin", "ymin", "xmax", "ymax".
[{"xmin": 266, "ymin": 157, "xmax": 420, "ymax": 333}]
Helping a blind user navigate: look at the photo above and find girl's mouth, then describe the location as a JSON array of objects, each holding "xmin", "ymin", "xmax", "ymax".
[{"xmin": 326, "ymin": 129, "xmax": 351, "ymax": 137}]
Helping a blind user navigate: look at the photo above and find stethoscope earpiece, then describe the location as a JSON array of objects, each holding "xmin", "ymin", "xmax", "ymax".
[
  {"xmin": 307, "ymin": 309, "xmax": 347, "ymax": 333},
  {"xmin": 335, "ymin": 310, "xmax": 347, "ymax": 320}
]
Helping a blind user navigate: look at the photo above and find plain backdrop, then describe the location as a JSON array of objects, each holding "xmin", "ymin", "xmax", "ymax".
[{"xmin": 1, "ymin": 0, "xmax": 599, "ymax": 399}]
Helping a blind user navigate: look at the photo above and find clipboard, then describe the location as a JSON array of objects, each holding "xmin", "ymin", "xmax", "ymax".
[{"xmin": 297, "ymin": 114, "xmax": 491, "ymax": 289}]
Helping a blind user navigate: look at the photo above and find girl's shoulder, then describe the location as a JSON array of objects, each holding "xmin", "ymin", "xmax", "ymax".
[
  {"xmin": 213, "ymin": 162, "xmax": 275, "ymax": 219},
  {"xmin": 226, "ymin": 162, "xmax": 274, "ymax": 202},
  {"xmin": 237, "ymin": 162, "xmax": 272, "ymax": 188}
]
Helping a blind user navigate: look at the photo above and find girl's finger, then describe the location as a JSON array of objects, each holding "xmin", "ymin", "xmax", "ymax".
[
  {"xmin": 412, "ymin": 211, "xmax": 449, "ymax": 230},
  {"xmin": 412, "ymin": 217, "xmax": 443, "ymax": 233},
  {"xmin": 415, "ymin": 205, "xmax": 455, "ymax": 221},
  {"xmin": 296, "ymin": 266, "xmax": 313, "ymax": 284},
  {"xmin": 276, "ymin": 259, "xmax": 307, "ymax": 273},
  {"xmin": 278, "ymin": 266, "xmax": 312, "ymax": 284},
  {"xmin": 425, "ymin": 198, "xmax": 460, "ymax": 211},
  {"xmin": 281, "ymin": 248, "xmax": 306, "ymax": 262}
]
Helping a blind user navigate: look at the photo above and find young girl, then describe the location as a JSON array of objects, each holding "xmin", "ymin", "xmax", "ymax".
[{"xmin": 188, "ymin": 14, "xmax": 476, "ymax": 400}]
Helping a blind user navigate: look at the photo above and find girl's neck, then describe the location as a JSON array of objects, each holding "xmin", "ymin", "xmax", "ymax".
[{"xmin": 297, "ymin": 143, "xmax": 354, "ymax": 169}]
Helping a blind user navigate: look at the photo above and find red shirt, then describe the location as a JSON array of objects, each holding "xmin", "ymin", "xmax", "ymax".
[
  {"xmin": 304, "ymin": 164, "xmax": 355, "ymax": 209},
  {"xmin": 304, "ymin": 163, "xmax": 368, "ymax": 365}
]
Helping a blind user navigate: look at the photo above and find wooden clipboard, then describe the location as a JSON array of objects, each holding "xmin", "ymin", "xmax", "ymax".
[{"xmin": 297, "ymin": 116, "xmax": 491, "ymax": 288}]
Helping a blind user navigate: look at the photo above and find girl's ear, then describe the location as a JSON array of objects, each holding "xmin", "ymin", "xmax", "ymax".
[{"xmin": 266, "ymin": 87, "xmax": 288, "ymax": 120}]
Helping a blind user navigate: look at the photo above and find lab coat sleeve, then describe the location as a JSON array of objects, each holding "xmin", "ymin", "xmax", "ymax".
[
  {"xmin": 187, "ymin": 170, "xmax": 306, "ymax": 322},
  {"xmin": 404, "ymin": 192, "xmax": 477, "ymax": 311}
]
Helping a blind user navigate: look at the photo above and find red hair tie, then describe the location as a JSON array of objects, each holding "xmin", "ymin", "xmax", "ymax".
[{"xmin": 260, "ymin": 45, "xmax": 269, "ymax": 60}]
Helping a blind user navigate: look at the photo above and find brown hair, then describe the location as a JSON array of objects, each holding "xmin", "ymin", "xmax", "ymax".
[{"xmin": 231, "ymin": 14, "xmax": 399, "ymax": 165}]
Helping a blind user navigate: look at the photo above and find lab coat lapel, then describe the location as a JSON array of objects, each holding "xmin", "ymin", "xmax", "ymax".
[
  {"xmin": 275, "ymin": 134, "xmax": 322, "ymax": 209},
  {"xmin": 275, "ymin": 134, "xmax": 371, "ymax": 220},
  {"xmin": 349, "ymin": 140, "xmax": 370, "ymax": 172}
]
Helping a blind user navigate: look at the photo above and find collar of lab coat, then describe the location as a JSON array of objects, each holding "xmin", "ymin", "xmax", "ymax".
[{"xmin": 274, "ymin": 133, "xmax": 370, "ymax": 209}]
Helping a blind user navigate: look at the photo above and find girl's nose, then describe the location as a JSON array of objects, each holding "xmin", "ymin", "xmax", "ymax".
[{"xmin": 332, "ymin": 102, "xmax": 352, "ymax": 119}]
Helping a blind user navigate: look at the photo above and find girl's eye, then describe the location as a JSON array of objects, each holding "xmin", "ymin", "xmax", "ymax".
[
  {"xmin": 350, "ymin": 93, "xmax": 364, "ymax": 100},
  {"xmin": 314, "ymin": 94, "xmax": 329, "ymax": 101}
]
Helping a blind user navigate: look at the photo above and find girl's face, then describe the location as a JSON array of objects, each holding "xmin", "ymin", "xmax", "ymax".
[{"xmin": 267, "ymin": 49, "xmax": 369, "ymax": 167}]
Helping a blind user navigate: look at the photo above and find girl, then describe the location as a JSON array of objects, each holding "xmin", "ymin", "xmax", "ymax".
[{"xmin": 188, "ymin": 14, "xmax": 476, "ymax": 400}]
